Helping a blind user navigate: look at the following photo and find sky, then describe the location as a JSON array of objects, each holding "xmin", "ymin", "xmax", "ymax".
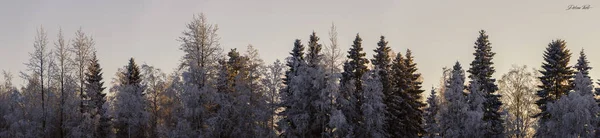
[{"xmin": 1, "ymin": 0, "xmax": 600, "ymax": 95}]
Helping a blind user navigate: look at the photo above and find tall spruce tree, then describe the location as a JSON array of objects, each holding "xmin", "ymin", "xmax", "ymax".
[
  {"xmin": 84, "ymin": 52, "xmax": 109, "ymax": 137},
  {"xmin": 403, "ymin": 49, "xmax": 426, "ymax": 136},
  {"xmin": 371, "ymin": 36, "xmax": 398, "ymax": 137},
  {"xmin": 389, "ymin": 52, "xmax": 415, "ymax": 137},
  {"xmin": 339, "ymin": 33, "xmax": 370, "ymax": 135},
  {"xmin": 345, "ymin": 33, "xmax": 369, "ymax": 92},
  {"xmin": 535, "ymin": 39, "xmax": 574, "ymax": 136},
  {"xmin": 278, "ymin": 39, "xmax": 306, "ymax": 137},
  {"xmin": 466, "ymin": 30, "xmax": 503, "ymax": 137},
  {"xmin": 305, "ymin": 32, "xmax": 331, "ymax": 137}
]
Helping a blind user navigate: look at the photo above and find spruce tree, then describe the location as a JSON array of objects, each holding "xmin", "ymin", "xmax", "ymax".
[
  {"xmin": 535, "ymin": 39, "xmax": 574, "ymax": 136},
  {"xmin": 403, "ymin": 49, "xmax": 426, "ymax": 136},
  {"xmin": 278, "ymin": 39, "xmax": 306, "ymax": 137},
  {"xmin": 339, "ymin": 33, "xmax": 370, "ymax": 135},
  {"xmin": 466, "ymin": 30, "xmax": 503, "ymax": 137},
  {"xmin": 438, "ymin": 62, "xmax": 469, "ymax": 137},
  {"xmin": 574, "ymin": 49, "xmax": 591, "ymax": 78},
  {"xmin": 305, "ymin": 32, "xmax": 330, "ymax": 137},
  {"xmin": 389, "ymin": 52, "xmax": 415, "ymax": 137},
  {"xmin": 423, "ymin": 88, "xmax": 439, "ymax": 138},
  {"xmin": 114, "ymin": 58, "xmax": 147, "ymax": 138},
  {"xmin": 341, "ymin": 33, "xmax": 369, "ymax": 93},
  {"xmin": 371, "ymin": 36, "xmax": 397, "ymax": 137},
  {"xmin": 84, "ymin": 52, "xmax": 109, "ymax": 137}
]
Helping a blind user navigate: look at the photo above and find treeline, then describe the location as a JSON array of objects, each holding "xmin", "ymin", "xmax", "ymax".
[{"xmin": 0, "ymin": 13, "xmax": 598, "ymax": 138}]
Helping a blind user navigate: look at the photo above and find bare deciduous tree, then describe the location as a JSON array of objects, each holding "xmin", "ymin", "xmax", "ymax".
[{"xmin": 498, "ymin": 65, "xmax": 540, "ymax": 138}]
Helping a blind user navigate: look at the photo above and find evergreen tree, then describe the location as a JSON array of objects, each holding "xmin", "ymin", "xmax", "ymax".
[
  {"xmin": 305, "ymin": 32, "xmax": 331, "ymax": 137},
  {"xmin": 465, "ymin": 79, "xmax": 485, "ymax": 137},
  {"xmin": 112, "ymin": 58, "xmax": 148, "ymax": 138},
  {"xmin": 360, "ymin": 70, "xmax": 387, "ymax": 138},
  {"xmin": 372, "ymin": 36, "xmax": 392, "ymax": 95},
  {"xmin": 438, "ymin": 62, "xmax": 469, "ymax": 137},
  {"xmin": 403, "ymin": 49, "xmax": 426, "ymax": 136},
  {"xmin": 423, "ymin": 88, "xmax": 439, "ymax": 138},
  {"xmin": 535, "ymin": 39, "xmax": 574, "ymax": 136},
  {"xmin": 278, "ymin": 39, "xmax": 307, "ymax": 137},
  {"xmin": 574, "ymin": 49, "xmax": 591, "ymax": 78},
  {"xmin": 467, "ymin": 30, "xmax": 503, "ymax": 137},
  {"xmin": 541, "ymin": 72, "xmax": 599, "ymax": 137},
  {"xmin": 84, "ymin": 52, "xmax": 109, "ymax": 137},
  {"xmin": 388, "ymin": 52, "xmax": 414, "ymax": 137},
  {"xmin": 279, "ymin": 32, "xmax": 330, "ymax": 137},
  {"xmin": 339, "ymin": 33, "xmax": 370, "ymax": 135}
]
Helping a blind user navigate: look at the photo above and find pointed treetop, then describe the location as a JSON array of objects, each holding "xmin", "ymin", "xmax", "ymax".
[
  {"xmin": 126, "ymin": 57, "xmax": 142, "ymax": 85},
  {"xmin": 291, "ymin": 39, "xmax": 305, "ymax": 60},
  {"xmin": 574, "ymin": 49, "xmax": 592, "ymax": 77},
  {"xmin": 372, "ymin": 36, "xmax": 391, "ymax": 70},
  {"xmin": 307, "ymin": 31, "xmax": 323, "ymax": 66}
]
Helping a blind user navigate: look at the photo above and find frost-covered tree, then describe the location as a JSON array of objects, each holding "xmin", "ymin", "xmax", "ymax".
[
  {"xmin": 70, "ymin": 28, "xmax": 94, "ymax": 113},
  {"xmin": 465, "ymin": 79, "xmax": 485, "ymax": 137},
  {"xmin": 338, "ymin": 33, "xmax": 369, "ymax": 135},
  {"xmin": 278, "ymin": 39, "xmax": 306, "ymax": 137},
  {"xmin": 323, "ymin": 23, "xmax": 343, "ymax": 76},
  {"xmin": 371, "ymin": 36, "xmax": 397, "ymax": 137},
  {"xmin": 177, "ymin": 13, "xmax": 222, "ymax": 134},
  {"xmin": 53, "ymin": 28, "xmax": 72, "ymax": 138},
  {"xmin": 84, "ymin": 52, "xmax": 109, "ymax": 137},
  {"xmin": 279, "ymin": 32, "xmax": 331, "ymax": 137},
  {"xmin": 541, "ymin": 72, "xmax": 599, "ymax": 137},
  {"xmin": 360, "ymin": 70, "xmax": 387, "ymax": 138},
  {"xmin": 535, "ymin": 39, "xmax": 574, "ymax": 136},
  {"xmin": 263, "ymin": 59, "xmax": 285, "ymax": 133},
  {"xmin": 305, "ymin": 32, "xmax": 331, "ymax": 137},
  {"xmin": 111, "ymin": 58, "xmax": 149, "ymax": 138},
  {"xmin": 140, "ymin": 64, "xmax": 169, "ymax": 138},
  {"xmin": 467, "ymin": 30, "xmax": 503, "ymax": 137},
  {"xmin": 423, "ymin": 88, "xmax": 439, "ymax": 138},
  {"xmin": 24, "ymin": 27, "xmax": 51, "ymax": 135},
  {"xmin": 437, "ymin": 62, "xmax": 469, "ymax": 137},
  {"xmin": 498, "ymin": 65, "xmax": 540, "ymax": 138}
]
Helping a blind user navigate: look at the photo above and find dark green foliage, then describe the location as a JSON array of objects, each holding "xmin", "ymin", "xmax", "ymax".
[
  {"xmin": 466, "ymin": 30, "xmax": 503, "ymax": 137},
  {"xmin": 403, "ymin": 49, "xmax": 426, "ymax": 136},
  {"xmin": 535, "ymin": 39, "xmax": 574, "ymax": 127},
  {"xmin": 85, "ymin": 52, "xmax": 109, "ymax": 138}
]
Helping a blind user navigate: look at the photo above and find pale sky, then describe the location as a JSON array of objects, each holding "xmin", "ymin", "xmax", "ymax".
[{"xmin": 1, "ymin": 0, "xmax": 600, "ymax": 94}]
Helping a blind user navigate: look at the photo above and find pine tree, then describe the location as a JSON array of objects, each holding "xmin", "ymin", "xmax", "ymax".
[
  {"xmin": 467, "ymin": 30, "xmax": 503, "ymax": 137},
  {"xmin": 403, "ymin": 49, "xmax": 426, "ymax": 136},
  {"xmin": 84, "ymin": 52, "xmax": 109, "ymax": 137},
  {"xmin": 423, "ymin": 88, "xmax": 439, "ymax": 138},
  {"xmin": 535, "ymin": 39, "xmax": 574, "ymax": 136}
]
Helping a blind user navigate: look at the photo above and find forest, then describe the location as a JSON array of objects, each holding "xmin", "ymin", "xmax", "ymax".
[{"xmin": 0, "ymin": 13, "xmax": 595, "ymax": 138}]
